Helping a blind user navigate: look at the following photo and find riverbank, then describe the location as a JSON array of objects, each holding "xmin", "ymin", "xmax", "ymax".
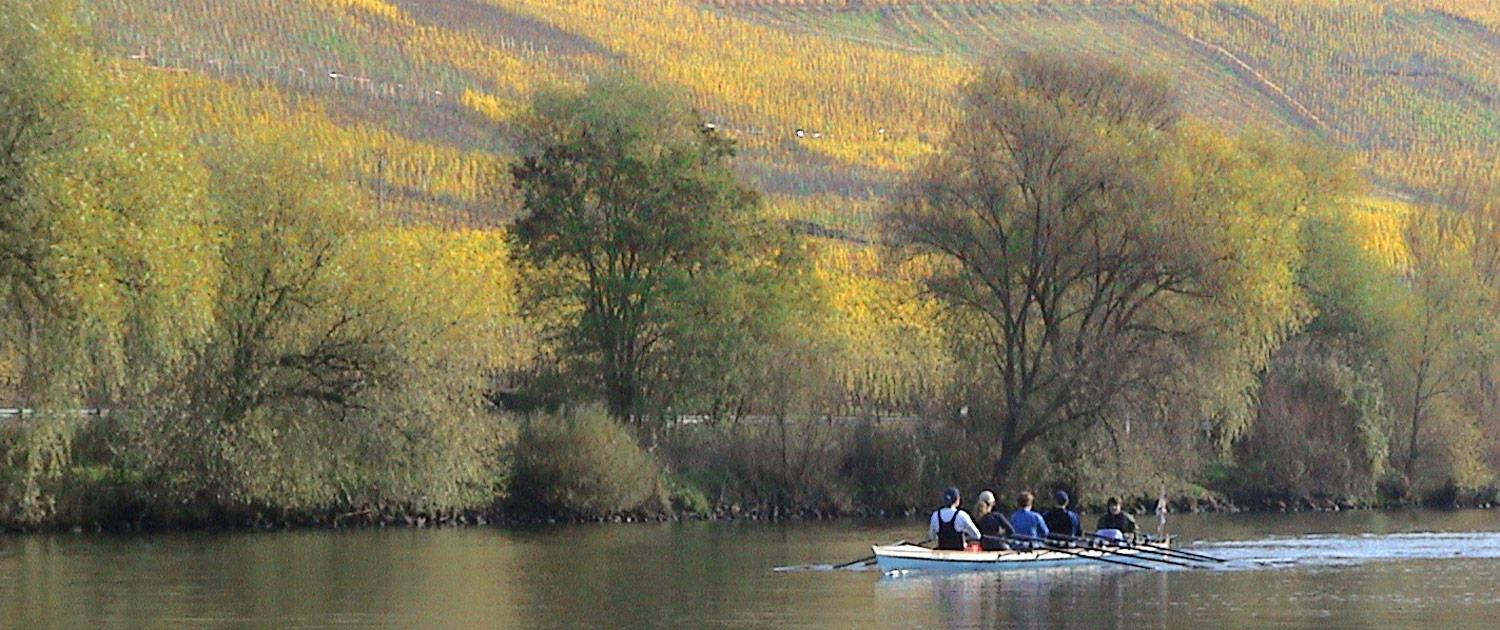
[
  {"xmin": 7, "ymin": 403, "xmax": 1497, "ymax": 533},
  {"xmin": 6, "ymin": 394, "xmax": 1494, "ymax": 534},
  {"xmin": 12, "ymin": 489, "xmax": 1498, "ymax": 536}
]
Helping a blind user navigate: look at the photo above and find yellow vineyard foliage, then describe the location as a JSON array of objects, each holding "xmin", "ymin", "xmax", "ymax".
[{"xmin": 343, "ymin": 227, "xmax": 535, "ymax": 371}]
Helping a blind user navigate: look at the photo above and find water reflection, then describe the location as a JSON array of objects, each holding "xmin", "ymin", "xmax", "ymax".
[
  {"xmin": 2, "ymin": 511, "xmax": 1500, "ymax": 627},
  {"xmin": 873, "ymin": 566, "xmax": 1172, "ymax": 629}
]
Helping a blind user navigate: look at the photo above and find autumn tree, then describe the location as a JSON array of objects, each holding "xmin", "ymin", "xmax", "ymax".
[
  {"xmin": 889, "ymin": 53, "xmax": 1337, "ymax": 484},
  {"xmin": 508, "ymin": 76, "xmax": 797, "ymax": 423}
]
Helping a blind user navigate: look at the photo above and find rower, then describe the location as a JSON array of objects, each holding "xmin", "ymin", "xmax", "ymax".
[
  {"xmin": 1042, "ymin": 490, "xmax": 1083, "ymax": 541},
  {"xmin": 973, "ymin": 490, "xmax": 1013, "ymax": 551},
  {"xmin": 928, "ymin": 487, "xmax": 981, "ymax": 551},
  {"xmin": 1096, "ymin": 497, "xmax": 1137, "ymax": 539},
  {"xmin": 1008, "ymin": 491, "xmax": 1050, "ymax": 545}
]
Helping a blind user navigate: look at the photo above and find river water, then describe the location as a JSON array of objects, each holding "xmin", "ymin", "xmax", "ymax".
[{"xmin": 4, "ymin": 510, "xmax": 1500, "ymax": 628}]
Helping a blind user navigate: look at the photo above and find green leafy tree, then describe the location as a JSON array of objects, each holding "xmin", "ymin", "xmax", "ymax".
[
  {"xmin": 508, "ymin": 76, "xmax": 781, "ymax": 423},
  {"xmin": 1225, "ymin": 205, "xmax": 1403, "ymax": 505}
]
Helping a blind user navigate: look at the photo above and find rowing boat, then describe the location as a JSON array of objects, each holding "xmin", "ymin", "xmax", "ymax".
[{"xmin": 872, "ymin": 542, "xmax": 1166, "ymax": 573}]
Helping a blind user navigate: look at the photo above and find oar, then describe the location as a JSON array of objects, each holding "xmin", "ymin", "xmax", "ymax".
[
  {"xmin": 1082, "ymin": 531, "xmax": 1226, "ymax": 563},
  {"xmin": 1050, "ymin": 534, "xmax": 1199, "ymax": 568},
  {"xmin": 1007, "ymin": 535, "xmax": 1157, "ymax": 570},
  {"xmin": 833, "ymin": 539, "xmax": 927, "ymax": 569}
]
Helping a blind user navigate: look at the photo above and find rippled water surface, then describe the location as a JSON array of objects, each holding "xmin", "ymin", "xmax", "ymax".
[{"xmin": 4, "ymin": 510, "xmax": 1500, "ymax": 627}]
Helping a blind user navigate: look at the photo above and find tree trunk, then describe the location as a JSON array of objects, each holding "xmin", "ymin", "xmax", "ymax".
[
  {"xmin": 1405, "ymin": 344, "xmax": 1430, "ymax": 481},
  {"xmin": 992, "ymin": 450, "xmax": 1020, "ymax": 488}
]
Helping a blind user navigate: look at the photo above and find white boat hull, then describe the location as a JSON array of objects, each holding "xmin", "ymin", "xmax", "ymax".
[{"xmin": 873, "ymin": 543, "xmax": 1159, "ymax": 573}]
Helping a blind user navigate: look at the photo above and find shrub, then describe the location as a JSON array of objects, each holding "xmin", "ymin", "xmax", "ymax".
[
  {"xmin": 1377, "ymin": 470, "xmax": 1411, "ymax": 504},
  {"xmin": 660, "ymin": 419, "xmax": 855, "ymax": 516},
  {"xmin": 664, "ymin": 474, "xmax": 713, "ymax": 517},
  {"xmin": 1421, "ymin": 480, "xmax": 1460, "ymax": 509},
  {"xmin": 1228, "ymin": 339, "xmax": 1391, "ymax": 506},
  {"xmin": 659, "ymin": 417, "xmax": 999, "ymax": 517},
  {"xmin": 842, "ymin": 422, "xmax": 924, "ymax": 513},
  {"xmin": 508, "ymin": 406, "xmax": 663, "ymax": 518}
]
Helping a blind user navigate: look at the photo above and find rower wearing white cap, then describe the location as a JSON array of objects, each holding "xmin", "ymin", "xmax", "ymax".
[{"xmin": 973, "ymin": 490, "xmax": 1014, "ymax": 550}]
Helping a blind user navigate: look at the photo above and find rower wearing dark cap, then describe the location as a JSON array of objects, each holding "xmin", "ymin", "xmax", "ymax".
[
  {"xmin": 927, "ymin": 487, "xmax": 982, "ymax": 551},
  {"xmin": 1043, "ymin": 490, "xmax": 1083, "ymax": 540}
]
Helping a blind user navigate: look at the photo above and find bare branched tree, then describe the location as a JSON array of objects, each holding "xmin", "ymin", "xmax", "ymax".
[{"xmin": 890, "ymin": 53, "xmax": 1322, "ymax": 483}]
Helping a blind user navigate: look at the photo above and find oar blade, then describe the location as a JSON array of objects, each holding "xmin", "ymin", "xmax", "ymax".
[
  {"xmin": 1007, "ymin": 535, "xmax": 1158, "ymax": 571},
  {"xmin": 1083, "ymin": 531, "xmax": 1226, "ymax": 564}
]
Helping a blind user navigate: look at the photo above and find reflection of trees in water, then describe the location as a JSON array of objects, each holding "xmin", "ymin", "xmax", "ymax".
[{"xmin": 873, "ymin": 568, "xmax": 1170, "ymax": 629}]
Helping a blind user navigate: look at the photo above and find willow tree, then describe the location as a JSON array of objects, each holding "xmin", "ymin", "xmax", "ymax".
[
  {"xmin": 0, "ymin": 0, "xmax": 216, "ymax": 522},
  {"xmin": 508, "ymin": 76, "xmax": 793, "ymax": 423},
  {"xmin": 126, "ymin": 132, "xmax": 516, "ymax": 521},
  {"xmin": 889, "ymin": 53, "xmax": 1339, "ymax": 483}
]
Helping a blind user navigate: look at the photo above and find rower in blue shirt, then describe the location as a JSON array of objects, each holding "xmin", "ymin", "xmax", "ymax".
[{"xmin": 1008, "ymin": 491, "xmax": 1050, "ymax": 543}]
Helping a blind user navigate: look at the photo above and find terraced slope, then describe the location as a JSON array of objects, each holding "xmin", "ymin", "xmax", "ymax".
[
  {"xmin": 83, "ymin": 0, "xmax": 1500, "ymax": 232},
  {"xmin": 723, "ymin": 1, "xmax": 1500, "ymax": 199},
  {"xmin": 733, "ymin": 3, "xmax": 1299, "ymax": 133}
]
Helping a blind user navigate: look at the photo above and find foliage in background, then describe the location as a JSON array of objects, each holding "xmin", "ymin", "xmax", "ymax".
[
  {"xmin": 114, "ymin": 134, "xmax": 515, "ymax": 523},
  {"xmin": 1, "ymin": 4, "xmax": 517, "ymax": 526}
]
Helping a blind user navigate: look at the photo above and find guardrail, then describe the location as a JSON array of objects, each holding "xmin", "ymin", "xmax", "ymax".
[{"xmin": 0, "ymin": 408, "xmax": 107, "ymax": 423}]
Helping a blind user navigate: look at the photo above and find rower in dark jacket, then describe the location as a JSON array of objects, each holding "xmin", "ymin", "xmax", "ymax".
[
  {"xmin": 1042, "ymin": 490, "xmax": 1083, "ymax": 540},
  {"xmin": 973, "ymin": 490, "xmax": 1013, "ymax": 550},
  {"xmin": 1096, "ymin": 496, "xmax": 1138, "ymax": 535}
]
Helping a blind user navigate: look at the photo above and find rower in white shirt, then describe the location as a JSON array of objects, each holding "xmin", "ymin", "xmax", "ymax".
[{"xmin": 928, "ymin": 486, "xmax": 982, "ymax": 551}]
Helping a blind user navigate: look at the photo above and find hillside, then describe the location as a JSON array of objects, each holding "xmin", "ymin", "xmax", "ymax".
[{"xmin": 83, "ymin": 0, "xmax": 1500, "ymax": 233}]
